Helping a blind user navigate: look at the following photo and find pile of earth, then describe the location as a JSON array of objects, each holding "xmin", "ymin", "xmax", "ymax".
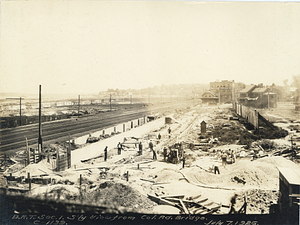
[
  {"xmin": 28, "ymin": 180, "xmax": 156, "ymax": 213},
  {"xmin": 154, "ymin": 168, "xmax": 183, "ymax": 183},
  {"xmin": 236, "ymin": 189, "xmax": 279, "ymax": 214},
  {"xmin": 182, "ymin": 156, "xmax": 298, "ymax": 189},
  {"xmin": 82, "ymin": 181, "xmax": 156, "ymax": 213}
]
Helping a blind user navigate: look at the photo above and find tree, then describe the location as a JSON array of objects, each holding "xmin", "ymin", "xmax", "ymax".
[{"xmin": 292, "ymin": 75, "xmax": 300, "ymax": 89}]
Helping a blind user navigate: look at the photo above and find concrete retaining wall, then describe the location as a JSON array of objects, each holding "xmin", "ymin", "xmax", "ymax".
[{"xmin": 71, "ymin": 117, "xmax": 164, "ymax": 164}]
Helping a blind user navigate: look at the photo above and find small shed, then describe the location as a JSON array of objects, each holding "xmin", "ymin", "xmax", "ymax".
[{"xmin": 277, "ymin": 167, "xmax": 300, "ymax": 216}]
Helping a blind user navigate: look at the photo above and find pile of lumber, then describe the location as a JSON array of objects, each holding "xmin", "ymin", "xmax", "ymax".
[{"xmin": 147, "ymin": 194, "xmax": 227, "ymax": 215}]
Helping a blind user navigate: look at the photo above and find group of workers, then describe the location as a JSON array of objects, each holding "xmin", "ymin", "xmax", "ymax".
[
  {"xmin": 102, "ymin": 127, "xmax": 173, "ymax": 162},
  {"xmin": 220, "ymin": 149, "xmax": 236, "ymax": 167}
]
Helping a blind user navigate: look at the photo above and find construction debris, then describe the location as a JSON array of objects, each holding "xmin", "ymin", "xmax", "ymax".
[{"xmin": 2, "ymin": 103, "xmax": 300, "ymax": 217}]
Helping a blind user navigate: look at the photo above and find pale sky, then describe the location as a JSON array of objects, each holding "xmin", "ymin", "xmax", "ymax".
[{"xmin": 1, "ymin": 1, "xmax": 300, "ymax": 95}]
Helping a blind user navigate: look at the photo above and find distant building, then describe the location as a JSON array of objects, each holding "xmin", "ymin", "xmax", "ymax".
[
  {"xmin": 208, "ymin": 80, "xmax": 235, "ymax": 104},
  {"xmin": 200, "ymin": 91, "xmax": 219, "ymax": 104},
  {"xmin": 238, "ymin": 84, "xmax": 277, "ymax": 108},
  {"xmin": 238, "ymin": 85, "xmax": 256, "ymax": 105}
]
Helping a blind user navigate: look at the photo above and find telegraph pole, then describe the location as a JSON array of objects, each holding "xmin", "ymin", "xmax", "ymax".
[
  {"xmin": 6, "ymin": 97, "xmax": 24, "ymax": 126},
  {"xmin": 38, "ymin": 85, "xmax": 43, "ymax": 153},
  {"xmin": 78, "ymin": 95, "xmax": 80, "ymax": 117},
  {"xmin": 110, "ymin": 94, "xmax": 112, "ymax": 111},
  {"xmin": 267, "ymin": 88, "xmax": 270, "ymax": 110}
]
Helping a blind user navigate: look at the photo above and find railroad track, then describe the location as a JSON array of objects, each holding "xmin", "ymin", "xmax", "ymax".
[
  {"xmin": 0, "ymin": 100, "xmax": 194, "ymax": 155},
  {"xmin": 0, "ymin": 110, "xmax": 147, "ymax": 153}
]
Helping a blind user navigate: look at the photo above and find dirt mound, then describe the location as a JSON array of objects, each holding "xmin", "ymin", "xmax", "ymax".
[
  {"xmin": 155, "ymin": 168, "xmax": 182, "ymax": 183},
  {"xmin": 237, "ymin": 189, "xmax": 279, "ymax": 214},
  {"xmin": 182, "ymin": 156, "xmax": 294, "ymax": 189},
  {"xmin": 83, "ymin": 181, "xmax": 156, "ymax": 213},
  {"xmin": 183, "ymin": 167, "xmax": 221, "ymax": 185},
  {"xmin": 30, "ymin": 184, "xmax": 80, "ymax": 201}
]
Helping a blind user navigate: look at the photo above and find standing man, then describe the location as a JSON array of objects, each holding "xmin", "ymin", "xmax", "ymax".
[
  {"xmin": 152, "ymin": 148, "xmax": 157, "ymax": 160},
  {"xmin": 149, "ymin": 140, "xmax": 153, "ymax": 152},
  {"xmin": 182, "ymin": 151, "xmax": 186, "ymax": 168},
  {"xmin": 104, "ymin": 146, "xmax": 108, "ymax": 161},
  {"xmin": 117, "ymin": 142, "xmax": 122, "ymax": 155},
  {"xmin": 158, "ymin": 133, "xmax": 161, "ymax": 140},
  {"xmin": 163, "ymin": 147, "xmax": 168, "ymax": 161},
  {"xmin": 168, "ymin": 127, "xmax": 171, "ymax": 139},
  {"xmin": 138, "ymin": 142, "xmax": 143, "ymax": 155},
  {"xmin": 221, "ymin": 151, "xmax": 227, "ymax": 167}
]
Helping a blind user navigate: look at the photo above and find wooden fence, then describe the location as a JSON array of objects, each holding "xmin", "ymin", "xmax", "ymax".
[{"xmin": 232, "ymin": 102, "xmax": 259, "ymax": 129}]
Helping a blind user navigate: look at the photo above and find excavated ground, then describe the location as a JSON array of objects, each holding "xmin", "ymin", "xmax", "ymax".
[{"xmin": 2, "ymin": 103, "xmax": 300, "ymax": 215}]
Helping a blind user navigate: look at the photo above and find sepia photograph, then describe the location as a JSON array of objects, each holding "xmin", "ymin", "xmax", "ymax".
[{"xmin": 0, "ymin": 0, "xmax": 300, "ymax": 224}]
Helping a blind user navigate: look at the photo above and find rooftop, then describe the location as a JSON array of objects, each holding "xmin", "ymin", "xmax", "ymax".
[
  {"xmin": 252, "ymin": 87, "xmax": 268, "ymax": 93},
  {"xmin": 240, "ymin": 85, "xmax": 256, "ymax": 93},
  {"xmin": 278, "ymin": 167, "xmax": 300, "ymax": 186}
]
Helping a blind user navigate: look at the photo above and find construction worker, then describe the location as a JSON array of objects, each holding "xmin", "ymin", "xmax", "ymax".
[
  {"xmin": 149, "ymin": 141, "xmax": 153, "ymax": 151},
  {"xmin": 168, "ymin": 127, "xmax": 171, "ymax": 139},
  {"xmin": 231, "ymin": 150, "xmax": 236, "ymax": 163},
  {"xmin": 214, "ymin": 165, "xmax": 220, "ymax": 174},
  {"xmin": 229, "ymin": 194, "xmax": 238, "ymax": 214},
  {"xmin": 104, "ymin": 146, "xmax": 108, "ymax": 161},
  {"xmin": 117, "ymin": 142, "xmax": 122, "ymax": 155},
  {"xmin": 221, "ymin": 151, "xmax": 227, "ymax": 167},
  {"xmin": 182, "ymin": 151, "xmax": 186, "ymax": 168},
  {"xmin": 152, "ymin": 148, "xmax": 157, "ymax": 160},
  {"xmin": 158, "ymin": 133, "xmax": 161, "ymax": 140},
  {"xmin": 163, "ymin": 147, "xmax": 168, "ymax": 161},
  {"xmin": 139, "ymin": 142, "xmax": 143, "ymax": 155}
]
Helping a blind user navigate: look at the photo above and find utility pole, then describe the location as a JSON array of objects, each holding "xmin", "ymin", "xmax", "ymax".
[
  {"xmin": 219, "ymin": 87, "xmax": 221, "ymax": 104},
  {"xmin": 78, "ymin": 95, "xmax": 80, "ymax": 117},
  {"xmin": 6, "ymin": 97, "xmax": 24, "ymax": 126},
  {"xmin": 267, "ymin": 88, "xmax": 270, "ymax": 110},
  {"xmin": 110, "ymin": 94, "xmax": 112, "ymax": 111},
  {"xmin": 38, "ymin": 85, "xmax": 43, "ymax": 153}
]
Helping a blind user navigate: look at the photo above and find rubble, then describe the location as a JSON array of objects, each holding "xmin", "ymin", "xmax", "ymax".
[{"xmin": 2, "ymin": 103, "xmax": 300, "ymax": 216}]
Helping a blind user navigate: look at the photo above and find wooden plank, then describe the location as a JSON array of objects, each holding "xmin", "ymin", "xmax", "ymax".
[
  {"xmin": 206, "ymin": 203, "xmax": 221, "ymax": 211},
  {"xmin": 289, "ymin": 194, "xmax": 300, "ymax": 198},
  {"xmin": 179, "ymin": 199, "xmax": 189, "ymax": 214},
  {"xmin": 140, "ymin": 178, "xmax": 155, "ymax": 183},
  {"xmin": 161, "ymin": 195, "xmax": 185, "ymax": 199},
  {"xmin": 153, "ymin": 182, "xmax": 170, "ymax": 185},
  {"xmin": 203, "ymin": 201, "xmax": 214, "ymax": 207},
  {"xmin": 187, "ymin": 194, "xmax": 202, "ymax": 200},
  {"xmin": 196, "ymin": 198, "xmax": 208, "ymax": 203},
  {"xmin": 147, "ymin": 194, "xmax": 176, "ymax": 207},
  {"xmin": 194, "ymin": 208, "xmax": 208, "ymax": 214}
]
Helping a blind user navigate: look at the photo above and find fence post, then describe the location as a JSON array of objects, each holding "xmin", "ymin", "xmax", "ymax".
[
  {"xmin": 68, "ymin": 134, "xmax": 71, "ymax": 168},
  {"xmin": 123, "ymin": 124, "xmax": 125, "ymax": 132},
  {"xmin": 26, "ymin": 137, "xmax": 30, "ymax": 165},
  {"xmin": 33, "ymin": 149, "xmax": 36, "ymax": 164},
  {"xmin": 28, "ymin": 172, "xmax": 31, "ymax": 191},
  {"xmin": 80, "ymin": 174, "xmax": 82, "ymax": 199},
  {"xmin": 56, "ymin": 148, "xmax": 60, "ymax": 172}
]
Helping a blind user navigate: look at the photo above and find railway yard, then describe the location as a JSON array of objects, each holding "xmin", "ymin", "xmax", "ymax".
[{"xmin": 1, "ymin": 101, "xmax": 300, "ymax": 224}]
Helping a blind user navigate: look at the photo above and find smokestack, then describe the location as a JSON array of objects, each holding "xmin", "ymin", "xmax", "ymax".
[{"xmin": 38, "ymin": 85, "xmax": 43, "ymax": 153}]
